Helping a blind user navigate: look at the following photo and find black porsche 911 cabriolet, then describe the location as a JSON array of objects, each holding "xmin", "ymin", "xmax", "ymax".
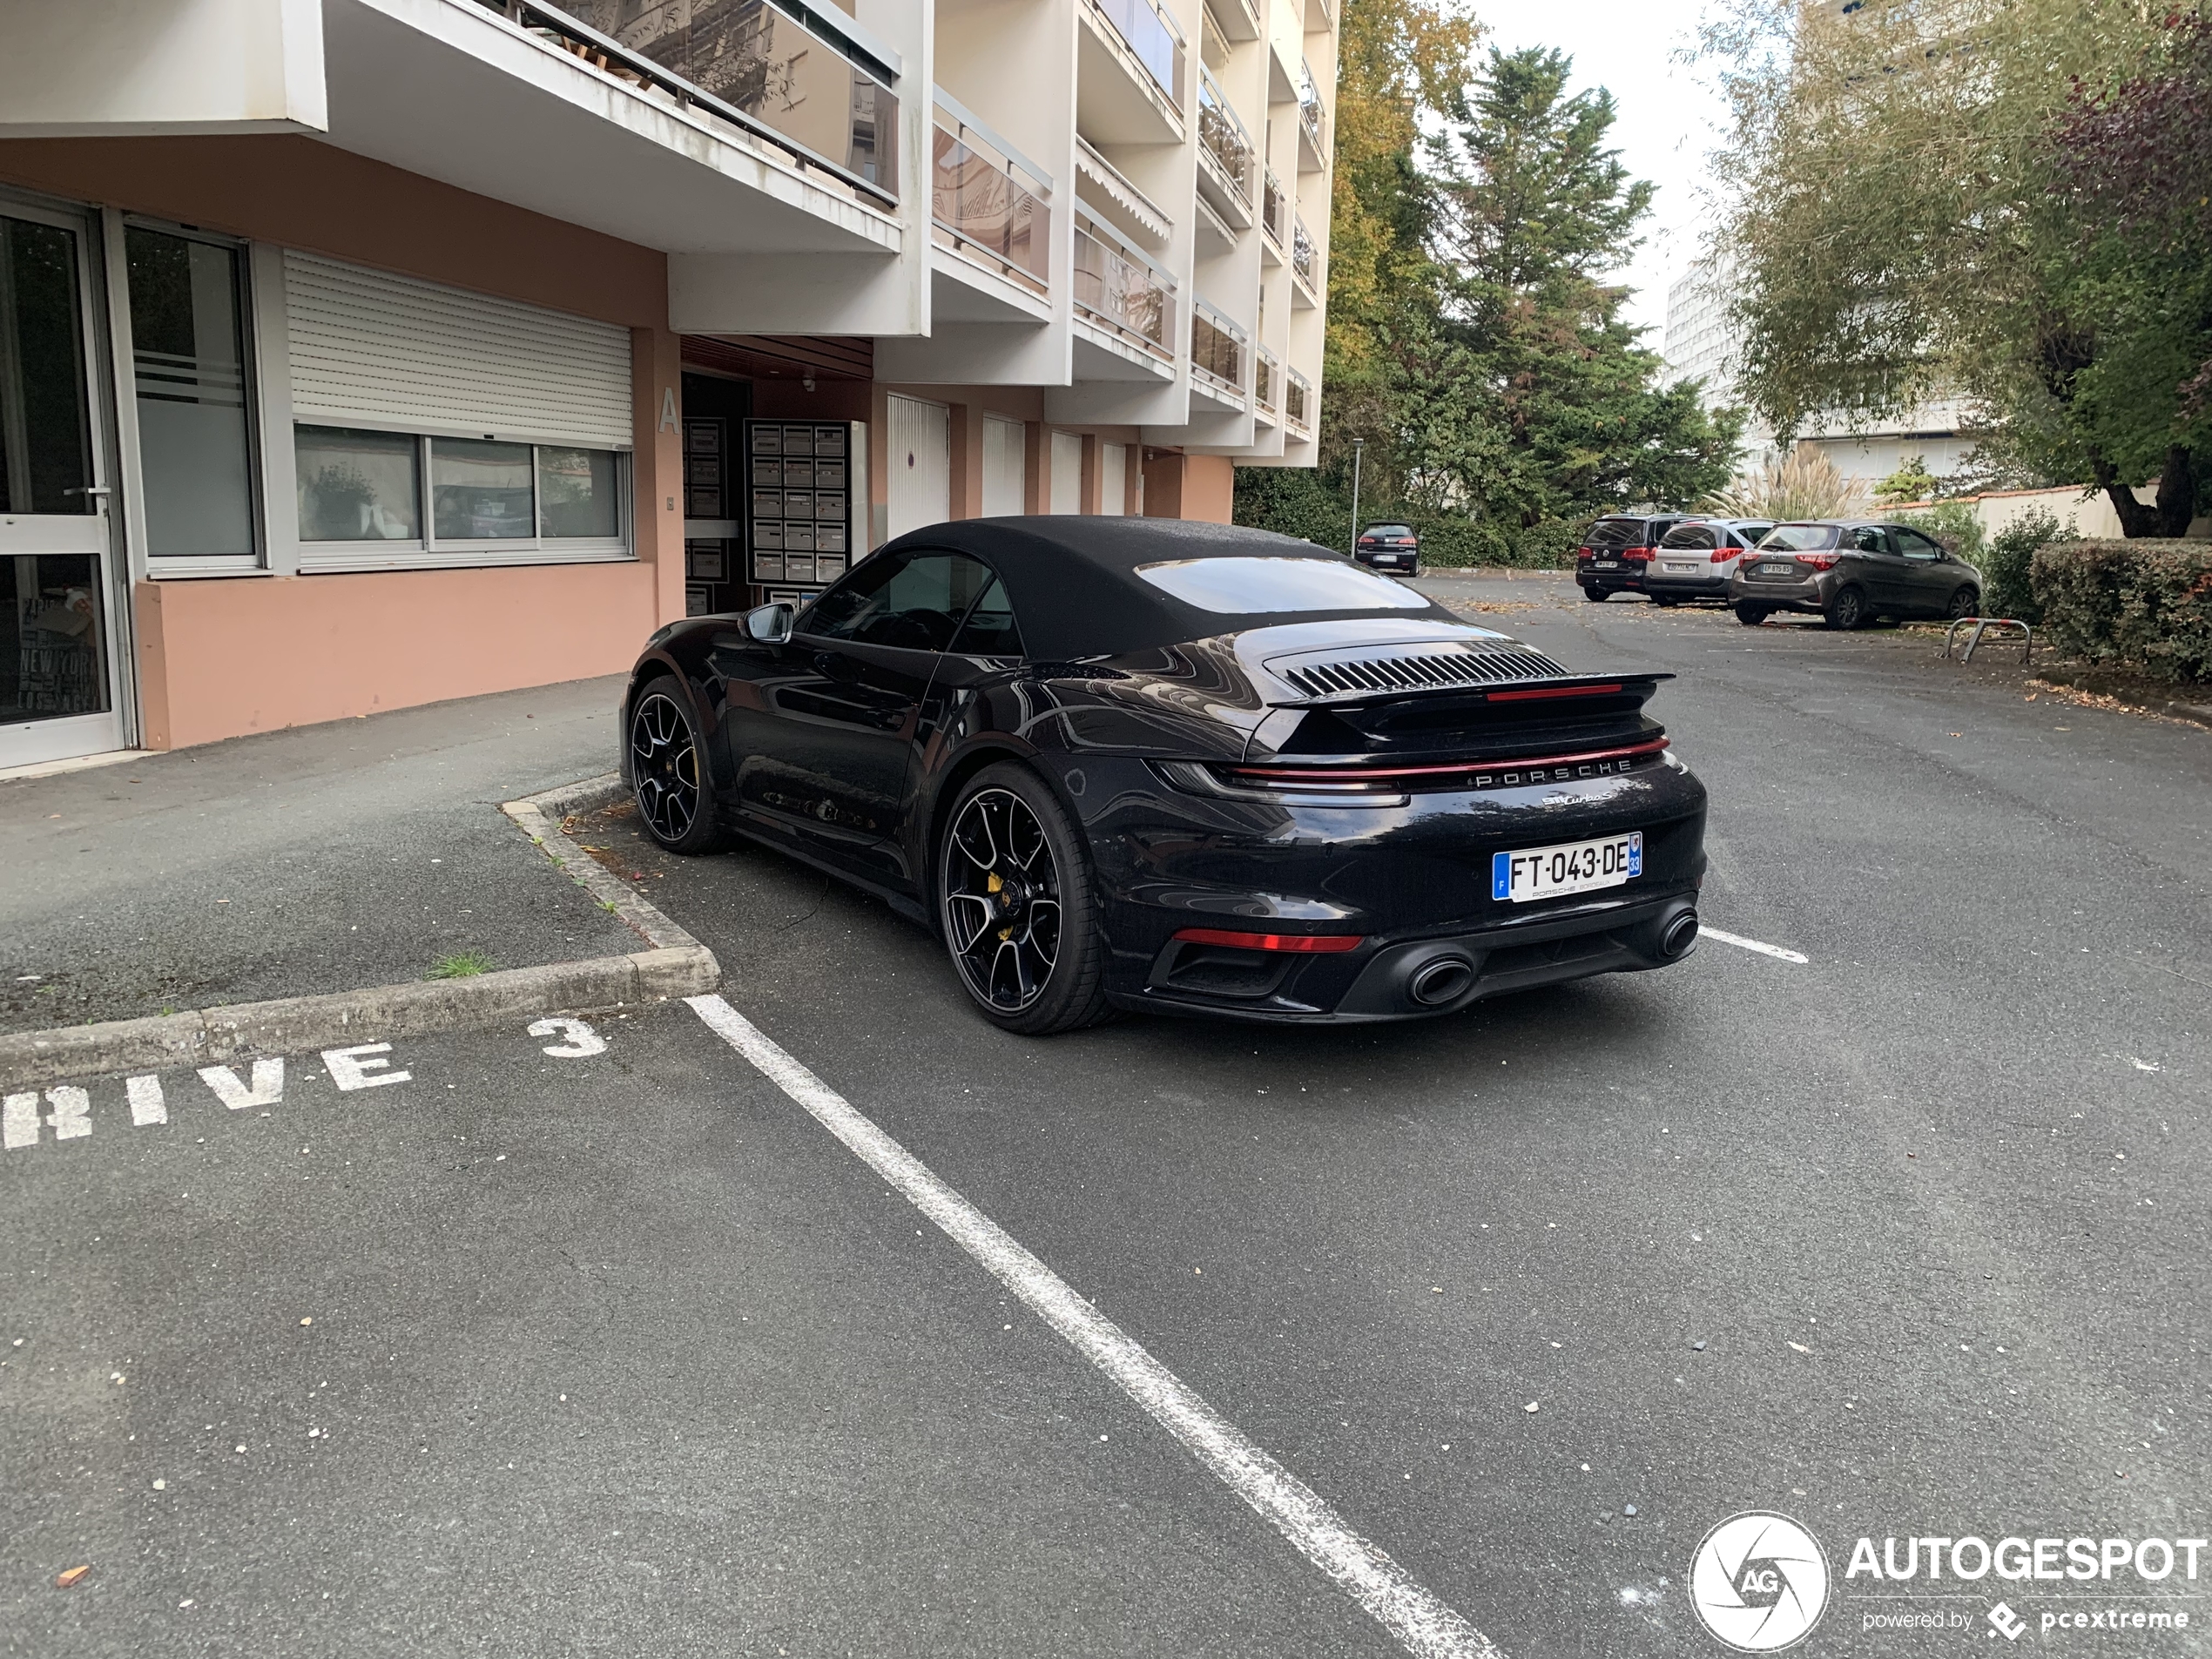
[{"xmin": 622, "ymin": 518, "xmax": 1708, "ymax": 1034}]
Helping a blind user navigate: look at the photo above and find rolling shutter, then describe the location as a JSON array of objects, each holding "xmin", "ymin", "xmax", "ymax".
[{"xmin": 284, "ymin": 252, "xmax": 633, "ymax": 449}]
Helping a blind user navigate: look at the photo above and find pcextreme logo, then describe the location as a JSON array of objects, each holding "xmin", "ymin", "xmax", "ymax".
[{"xmin": 1690, "ymin": 1512, "xmax": 1832, "ymax": 1652}]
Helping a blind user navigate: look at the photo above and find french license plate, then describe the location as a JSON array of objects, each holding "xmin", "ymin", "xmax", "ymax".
[
  {"xmin": 1759, "ymin": 562, "xmax": 1795, "ymax": 577},
  {"xmin": 1663, "ymin": 562, "xmax": 1698, "ymax": 573},
  {"xmin": 1492, "ymin": 832, "xmax": 1642, "ymax": 903},
  {"xmin": 1593, "ymin": 559, "xmax": 1620, "ymax": 569}
]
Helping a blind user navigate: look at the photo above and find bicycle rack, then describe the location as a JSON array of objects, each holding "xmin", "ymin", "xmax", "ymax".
[{"xmin": 1944, "ymin": 617, "xmax": 2033, "ymax": 664}]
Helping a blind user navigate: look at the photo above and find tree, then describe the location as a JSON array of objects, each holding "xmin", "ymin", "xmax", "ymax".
[
  {"xmin": 1702, "ymin": 0, "xmax": 2209, "ymax": 536},
  {"xmin": 1237, "ymin": 31, "xmax": 1739, "ymax": 556},
  {"xmin": 1413, "ymin": 48, "xmax": 1740, "ymax": 527}
]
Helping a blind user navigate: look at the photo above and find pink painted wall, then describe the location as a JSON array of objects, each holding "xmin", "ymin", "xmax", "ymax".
[{"xmin": 133, "ymin": 564, "xmax": 654, "ymax": 750}]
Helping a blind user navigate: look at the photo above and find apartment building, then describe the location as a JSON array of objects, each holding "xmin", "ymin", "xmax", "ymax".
[
  {"xmin": 1663, "ymin": 255, "xmax": 1972, "ymax": 486},
  {"xmin": 0, "ymin": 0, "xmax": 1334, "ymax": 765}
]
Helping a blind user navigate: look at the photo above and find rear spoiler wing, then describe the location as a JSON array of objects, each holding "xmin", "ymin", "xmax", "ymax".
[{"xmin": 1269, "ymin": 671, "xmax": 1675, "ymax": 711}]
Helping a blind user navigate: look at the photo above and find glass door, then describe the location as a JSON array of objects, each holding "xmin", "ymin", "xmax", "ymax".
[{"xmin": 1, "ymin": 202, "xmax": 121, "ymax": 768}]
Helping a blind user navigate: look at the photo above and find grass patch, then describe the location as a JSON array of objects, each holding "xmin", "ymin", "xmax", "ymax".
[{"xmin": 426, "ymin": 950, "xmax": 498, "ymax": 981}]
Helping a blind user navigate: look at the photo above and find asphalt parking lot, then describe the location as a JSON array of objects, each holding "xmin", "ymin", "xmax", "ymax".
[{"xmin": 5, "ymin": 576, "xmax": 2206, "ymax": 1657}]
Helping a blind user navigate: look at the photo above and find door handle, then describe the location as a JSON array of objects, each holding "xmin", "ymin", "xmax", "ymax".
[{"xmin": 63, "ymin": 486, "xmax": 113, "ymax": 499}]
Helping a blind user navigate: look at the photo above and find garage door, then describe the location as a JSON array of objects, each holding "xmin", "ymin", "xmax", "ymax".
[
  {"xmin": 1049, "ymin": 430, "xmax": 1082, "ymax": 515},
  {"xmin": 981, "ymin": 415, "xmax": 1025, "ymax": 516},
  {"xmin": 887, "ymin": 395, "xmax": 950, "ymax": 539}
]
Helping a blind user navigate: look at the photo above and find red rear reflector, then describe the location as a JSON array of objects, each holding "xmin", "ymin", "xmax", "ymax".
[
  {"xmin": 1487, "ymin": 683, "xmax": 1622, "ymax": 702},
  {"xmin": 1171, "ymin": 928, "xmax": 1365, "ymax": 954}
]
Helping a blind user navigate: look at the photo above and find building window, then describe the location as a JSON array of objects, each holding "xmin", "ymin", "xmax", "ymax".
[
  {"xmin": 125, "ymin": 226, "xmax": 259, "ymax": 562},
  {"xmin": 294, "ymin": 425, "xmax": 628, "ymax": 570},
  {"xmin": 295, "ymin": 427, "xmax": 419, "ymax": 542}
]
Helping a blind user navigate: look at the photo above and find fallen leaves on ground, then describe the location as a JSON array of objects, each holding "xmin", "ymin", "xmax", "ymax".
[{"xmin": 56, "ymin": 1566, "xmax": 90, "ymax": 1588}]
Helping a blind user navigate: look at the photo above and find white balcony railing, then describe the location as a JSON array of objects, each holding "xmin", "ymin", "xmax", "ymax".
[
  {"xmin": 1075, "ymin": 212, "xmax": 1178, "ymax": 359},
  {"xmin": 934, "ymin": 92, "xmax": 1052, "ymax": 293},
  {"xmin": 1190, "ymin": 302, "xmax": 1245, "ymax": 394},
  {"xmin": 1196, "ymin": 66, "xmax": 1255, "ymax": 212},
  {"xmin": 536, "ymin": 0, "xmax": 902, "ymax": 203},
  {"xmin": 1285, "ymin": 366, "xmax": 1312, "ymax": 432},
  {"xmin": 1083, "ymin": 0, "xmax": 1185, "ymax": 108}
]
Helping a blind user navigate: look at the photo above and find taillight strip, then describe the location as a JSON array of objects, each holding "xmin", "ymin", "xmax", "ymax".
[
  {"xmin": 1227, "ymin": 736, "xmax": 1669, "ymax": 786},
  {"xmin": 1487, "ymin": 683, "xmax": 1622, "ymax": 702},
  {"xmin": 1172, "ymin": 928, "xmax": 1366, "ymax": 954}
]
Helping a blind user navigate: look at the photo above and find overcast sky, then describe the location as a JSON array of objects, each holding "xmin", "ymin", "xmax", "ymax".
[{"xmin": 1463, "ymin": 0, "xmax": 1730, "ymax": 351}]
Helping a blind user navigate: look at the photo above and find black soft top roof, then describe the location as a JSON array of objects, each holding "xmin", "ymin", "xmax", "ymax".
[{"xmin": 872, "ymin": 516, "xmax": 1457, "ymax": 659}]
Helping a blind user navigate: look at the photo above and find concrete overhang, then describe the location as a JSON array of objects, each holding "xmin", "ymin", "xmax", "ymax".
[{"xmin": 318, "ymin": 0, "xmax": 902, "ymax": 257}]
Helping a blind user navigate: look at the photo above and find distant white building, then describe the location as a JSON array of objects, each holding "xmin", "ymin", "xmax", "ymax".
[{"xmin": 1662, "ymin": 255, "xmax": 1973, "ymax": 486}]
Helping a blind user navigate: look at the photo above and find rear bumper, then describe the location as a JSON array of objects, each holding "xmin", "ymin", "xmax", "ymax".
[
  {"xmin": 1643, "ymin": 570, "xmax": 1732, "ymax": 599},
  {"xmin": 1730, "ymin": 571, "xmax": 1835, "ymax": 611},
  {"xmin": 1577, "ymin": 562, "xmax": 1644, "ymax": 592},
  {"xmin": 1354, "ymin": 550, "xmax": 1420, "ymax": 573},
  {"xmin": 1081, "ymin": 755, "xmax": 1710, "ymax": 1023}
]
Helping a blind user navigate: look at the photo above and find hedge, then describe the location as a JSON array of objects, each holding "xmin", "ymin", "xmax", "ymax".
[{"xmin": 2031, "ymin": 539, "xmax": 2212, "ymax": 685}]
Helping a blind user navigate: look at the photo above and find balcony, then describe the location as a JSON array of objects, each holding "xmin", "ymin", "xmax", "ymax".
[
  {"xmin": 1285, "ymin": 367, "xmax": 1313, "ymax": 435},
  {"xmin": 1074, "ymin": 211, "xmax": 1177, "ymax": 374},
  {"xmin": 1196, "ymin": 68, "xmax": 1255, "ymax": 228},
  {"xmin": 1296, "ymin": 57, "xmax": 1329, "ymax": 172},
  {"xmin": 544, "ymin": 0, "xmax": 900, "ymax": 201},
  {"xmin": 1078, "ymin": 0, "xmax": 1186, "ymax": 144},
  {"xmin": 1254, "ymin": 344, "xmax": 1278, "ymax": 421},
  {"xmin": 1261, "ymin": 167, "xmax": 1286, "ymax": 249},
  {"xmin": 1076, "ymin": 136, "xmax": 1172, "ymax": 248},
  {"xmin": 1190, "ymin": 303, "xmax": 1248, "ymax": 408},
  {"xmin": 934, "ymin": 93, "xmax": 1051, "ymax": 299},
  {"xmin": 1291, "ymin": 212, "xmax": 1318, "ymax": 303}
]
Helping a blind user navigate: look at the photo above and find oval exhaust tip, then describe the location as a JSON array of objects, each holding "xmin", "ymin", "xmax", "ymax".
[
  {"xmin": 1661, "ymin": 911, "xmax": 1701, "ymax": 960},
  {"xmin": 1409, "ymin": 957, "xmax": 1476, "ymax": 1007}
]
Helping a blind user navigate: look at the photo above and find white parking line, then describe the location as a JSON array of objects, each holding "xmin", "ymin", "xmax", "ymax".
[
  {"xmin": 685, "ymin": 993, "xmax": 1504, "ymax": 1659},
  {"xmin": 1698, "ymin": 926, "xmax": 1810, "ymax": 965}
]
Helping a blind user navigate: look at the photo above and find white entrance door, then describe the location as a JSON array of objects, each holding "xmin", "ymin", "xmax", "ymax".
[
  {"xmin": 1098, "ymin": 442, "xmax": 1127, "ymax": 516},
  {"xmin": 886, "ymin": 394, "xmax": 950, "ymax": 540},
  {"xmin": 981, "ymin": 415, "xmax": 1025, "ymax": 516},
  {"xmin": 1048, "ymin": 430, "xmax": 1082, "ymax": 514},
  {"xmin": 2, "ymin": 201, "xmax": 124, "ymax": 768}
]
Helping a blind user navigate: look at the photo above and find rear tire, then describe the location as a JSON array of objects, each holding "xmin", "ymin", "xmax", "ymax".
[
  {"xmin": 1650, "ymin": 595, "xmax": 1680, "ymax": 608},
  {"xmin": 629, "ymin": 677, "xmax": 729, "ymax": 853},
  {"xmin": 1824, "ymin": 585, "xmax": 1871, "ymax": 631},
  {"xmin": 1946, "ymin": 584, "xmax": 1980, "ymax": 620},
  {"xmin": 1582, "ymin": 587, "xmax": 1608, "ymax": 603},
  {"xmin": 937, "ymin": 763, "xmax": 1112, "ymax": 1035},
  {"xmin": 1734, "ymin": 604, "xmax": 1770, "ymax": 627}
]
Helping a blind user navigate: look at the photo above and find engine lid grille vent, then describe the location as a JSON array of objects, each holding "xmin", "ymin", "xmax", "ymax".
[{"xmin": 1276, "ymin": 646, "xmax": 1568, "ymax": 700}]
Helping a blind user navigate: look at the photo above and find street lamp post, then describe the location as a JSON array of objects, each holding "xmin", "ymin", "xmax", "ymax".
[{"xmin": 1347, "ymin": 438, "xmax": 1365, "ymax": 559}]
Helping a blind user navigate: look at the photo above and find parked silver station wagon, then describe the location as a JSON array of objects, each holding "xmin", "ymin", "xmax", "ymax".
[{"xmin": 1730, "ymin": 520, "xmax": 1984, "ymax": 630}]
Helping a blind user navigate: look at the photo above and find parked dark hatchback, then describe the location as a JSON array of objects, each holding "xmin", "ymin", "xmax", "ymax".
[
  {"xmin": 1730, "ymin": 520, "xmax": 1984, "ymax": 629},
  {"xmin": 1353, "ymin": 522, "xmax": 1421, "ymax": 576},
  {"xmin": 1576, "ymin": 514, "xmax": 1692, "ymax": 600},
  {"xmin": 624, "ymin": 519, "xmax": 1710, "ymax": 1034}
]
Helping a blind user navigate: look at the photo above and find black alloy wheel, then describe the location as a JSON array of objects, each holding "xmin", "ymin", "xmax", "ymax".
[
  {"xmin": 938, "ymin": 764, "xmax": 1109, "ymax": 1035},
  {"xmin": 1946, "ymin": 584, "xmax": 1981, "ymax": 620},
  {"xmin": 1825, "ymin": 584, "xmax": 1871, "ymax": 631},
  {"xmin": 630, "ymin": 676, "xmax": 726, "ymax": 853},
  {"xmin": 1735, "ymin": 604, "xmax": 1770, "ymax": 627}
]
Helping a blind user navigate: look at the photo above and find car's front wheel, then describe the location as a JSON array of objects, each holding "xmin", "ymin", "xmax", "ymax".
[
  {"xmin": 1946, "ymin": 584, "xmax": 1980, "ymax": 620},
  {"xmin": 937, "ymin": 763, "xmax": 1111, "ymax": 1035},
  {"xmin": 630, "ymin": 676, "xmax": 727, "ymax": 853}
]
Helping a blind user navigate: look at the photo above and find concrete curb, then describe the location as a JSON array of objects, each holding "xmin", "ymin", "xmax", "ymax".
[
  {"xmin": 0, "ymin": 948, "xmax": 716, "ymax": 1089},
  {"xmin": 0, "ymin": 772, "xmax": 720, "ymax": 1090},
  {"xmin": 2029, "ymin": 668, "xmax": 2212, "ymax": 731}
]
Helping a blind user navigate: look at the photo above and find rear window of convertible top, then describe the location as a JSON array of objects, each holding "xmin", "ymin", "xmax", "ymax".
[{"xmin": 1135, "ymin": 556, "xmax": 1433, "ymax": 614}]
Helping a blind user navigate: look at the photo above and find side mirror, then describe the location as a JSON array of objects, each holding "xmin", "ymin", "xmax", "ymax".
[{"xmin": 745, "ymin": 602, "xmax": 793, "ymax": 644}]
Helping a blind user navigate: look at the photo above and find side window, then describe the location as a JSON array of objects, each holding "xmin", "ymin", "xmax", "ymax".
[
  {"xmin": 948, "ymin": 575, "xmax": 1025, "ymax": 658},
  {"xmin": 1894, "ymin": 528, "xmax": 1942, "ymax": 560},
  {"xmin": 805, "ymin": 550, "xmax": 995, "ymax": 651},
  {"xmin": 1849, "ymin": 526, "xmax": 1889, "ymax": 553}
]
